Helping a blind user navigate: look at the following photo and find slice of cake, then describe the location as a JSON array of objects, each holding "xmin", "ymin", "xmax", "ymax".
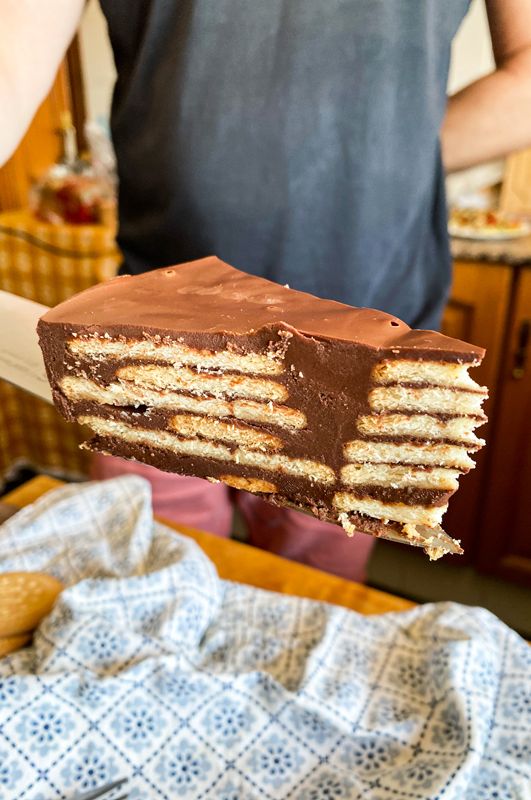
[{"xmin": 37, "ymin": 256, "xmax": 487, "ymax": 558}]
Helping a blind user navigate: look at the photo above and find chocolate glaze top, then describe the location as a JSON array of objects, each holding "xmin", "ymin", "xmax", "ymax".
[{"xmin": 39, "ymin": 257, "xmax": 484, "ymax": 360}]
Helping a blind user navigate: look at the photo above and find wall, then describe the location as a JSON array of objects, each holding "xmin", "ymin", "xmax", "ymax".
[
  {"xmin": 448, "ymin": 0, "xmax": 494, "ymax": 93},
  {"xmin": 78, "ymin": 0, "xmax": 116, "ymax": 126}
]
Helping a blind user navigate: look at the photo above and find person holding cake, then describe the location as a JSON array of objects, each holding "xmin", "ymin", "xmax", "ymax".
[{"xmin": 1, "ymin": 0, "xmax": 530, "ymax": 579}]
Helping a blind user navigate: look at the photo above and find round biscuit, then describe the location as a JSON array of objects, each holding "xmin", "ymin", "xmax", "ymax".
[
  {"xmin": 0, "ymin": 572, "xmax": 63, "ymax": 637},
  {"xmin": 0, "ymin": 632, "xmax": 32, "ymax": 658}
]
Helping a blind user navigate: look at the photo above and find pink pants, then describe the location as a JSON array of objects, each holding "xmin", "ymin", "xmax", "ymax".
[{"xmin": 91, "ymin": 454, "xmax": 374, "ymax": 583}]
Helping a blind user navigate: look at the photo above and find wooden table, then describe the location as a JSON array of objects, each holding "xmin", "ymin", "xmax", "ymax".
[{"xmin": 2, "ymin": 476, "xmax": 414, "ymax": 616}]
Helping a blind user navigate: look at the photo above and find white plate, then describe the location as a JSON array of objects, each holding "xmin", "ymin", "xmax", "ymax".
[{"xmin": 448, "ymin": 221, "xmax": 531, "ymax": 241}]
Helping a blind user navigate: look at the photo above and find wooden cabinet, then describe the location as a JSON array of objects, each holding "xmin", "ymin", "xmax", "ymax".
[
  {"xmin": 440, "ymin": 261, "xmax": 531, "ymax": 587},
  {"xmin": 476, "ymin": 269, "xmax": 531, "ymax": 585},
  {"xmin": 441, "ymin": 261, "xmax": 512, "ymax": 557}
]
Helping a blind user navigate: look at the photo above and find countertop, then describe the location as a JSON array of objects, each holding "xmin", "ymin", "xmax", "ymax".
[{"xmin": 450, "ymin": 233, "xmax": 531, "ymax": 265}]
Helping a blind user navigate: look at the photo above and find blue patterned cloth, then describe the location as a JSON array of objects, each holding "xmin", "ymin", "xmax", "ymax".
[{"xmin": 0, "ymin": 477, "xmax": 529, "ymax": 800}]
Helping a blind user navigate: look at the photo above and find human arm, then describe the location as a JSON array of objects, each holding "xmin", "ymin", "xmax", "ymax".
[
  {"xmin": 0, "ymin": 0, "xmax": 85, "ymax": 166},
  {"xmin": 441, "ymin": 0, "xmax": 531, "ymax": 173}
]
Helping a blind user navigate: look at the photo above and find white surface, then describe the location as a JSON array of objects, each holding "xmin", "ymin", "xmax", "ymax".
[
  {"xmin": 448, "ymin": 222, "xmax": 531, "ymax": 240},
  {"xmin": 78, "ymin": 0, "xmax": 116, "ymax": 125},
  {"xmin": 448, "ymin": 0, "xmax": 494, "ymax": 94},
  {"xmin": 0, "ymin": 291, "xmax": 52, "ymax": 403}
]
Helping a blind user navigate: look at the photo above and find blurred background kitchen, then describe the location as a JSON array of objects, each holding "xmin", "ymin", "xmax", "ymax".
[{"xmin": 0, "ymin": 0, "xmax": 530, "ymax": 634}]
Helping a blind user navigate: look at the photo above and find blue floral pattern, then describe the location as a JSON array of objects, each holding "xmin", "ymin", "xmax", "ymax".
[
  {"xmin": 247, "ymin": 733, "xmax": 305, "ymax": 790},
  {"xmin": 296, "ymin": 769, "xmax": 356, "ymax": 800},
  {"xmin": 388, "ymin": 654, "xmax": 429, "ymax": 696},
  {"xmin": 286, "ymin": 706, "xmax": 338, "ymax": 747},
  {"xmin": 500, "ymin": 681, "xmax": 531, "ymax": 722},
  {"xmin": 15, "ymin": 702, "xmax": 75, "ymax": 757},
  {"xmin": 64, "ymin": 675, "xmax": 119, "ymax": 708},
  {"xmin": 367, "ymin": 694, "xmax": 422, "ymax": 733},
  {"xmin": 155, "ymin": 739, "xmax": 213, "ymax": 796},
  {"xmin": 0, "ymin": 751, "xmax": 23, "ymax": 789},
  {"xmin": 110, "ymin": 699, "xmax": 165, "ymax": 752},
  {"xmin": 203, "ymin": 698, "xmax": 255, "ymax": 746},
  {"xmin": 496, "ymin": 734, "xmax": 531, "ymax": 763},
  {"xmin": 215, "ymin": 778, "xmax": 247, "ymax": 800},
  {"xmin": 429, "ymin": 698, "xmax": 467, "ymax": 749},
  {"xmin": 0, "ymin": 675, "xmax": 25, "ymax": 704},
  {"xmin": 77, "ymin": 624, "xmax": 126, "ymax": 668},
  {"xmin": 0, "ymin": 477, "xmax": 528, "ymax": 799},
  {"xmin": 61, "ymin": 741, "xmax": 119, "ymax": 791},
  {"xmin": 154, "ymin": 672, "xmax": 208, "ymax": 708},
  {"xmin": 464, "ymin": 766, "xmax": 519, "ymax": 800},
  {"xmin": 394, "ymin": 758, "xmax": 452, "ymax": 793},
  {"xmin": 337, "ymin": 736, "xmax": 403, "ymax": 776}
]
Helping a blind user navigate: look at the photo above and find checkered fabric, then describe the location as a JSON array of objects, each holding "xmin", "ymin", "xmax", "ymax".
[
  {"xmin": 0, "ymin": 477, "xmax": 529, "ymax": 799},
  {"xmin": 0, "ymin": 210, "xmax": 121, "ymax": 484}
]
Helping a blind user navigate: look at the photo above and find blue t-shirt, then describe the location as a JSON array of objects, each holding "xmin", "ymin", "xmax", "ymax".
[{"xmin": 100, "ymin": 0, "xmax": 470, "ymax": 329}]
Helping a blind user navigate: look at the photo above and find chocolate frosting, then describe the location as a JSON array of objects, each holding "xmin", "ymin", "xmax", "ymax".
[{"xmin": 39, "ymin": 256, "xmax": 484, "ymax": 359}]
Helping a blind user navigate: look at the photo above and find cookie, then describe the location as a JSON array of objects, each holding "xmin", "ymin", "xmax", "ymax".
[
  {"xmin": 0, "ymin": 572, "xmax": 63, "ymax": 637},
  {"xmin": 0, "ymin": 632, "xmax": 32, "ymax": 658}
]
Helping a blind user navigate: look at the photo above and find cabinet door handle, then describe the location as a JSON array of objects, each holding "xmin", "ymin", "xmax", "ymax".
[{"xmin": 512, "ymin": 319, "xmax": 530, "ymax": 379}]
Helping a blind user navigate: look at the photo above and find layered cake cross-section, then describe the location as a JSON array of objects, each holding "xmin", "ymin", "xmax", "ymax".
[{"xmin": 37, "ymin": 257, "xmax": 488, "ymax": 558}]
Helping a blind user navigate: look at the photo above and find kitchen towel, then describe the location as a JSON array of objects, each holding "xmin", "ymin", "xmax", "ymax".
[{"xmin": 0, "ymin": 477, "xmax": 529, "ymax": 799}]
